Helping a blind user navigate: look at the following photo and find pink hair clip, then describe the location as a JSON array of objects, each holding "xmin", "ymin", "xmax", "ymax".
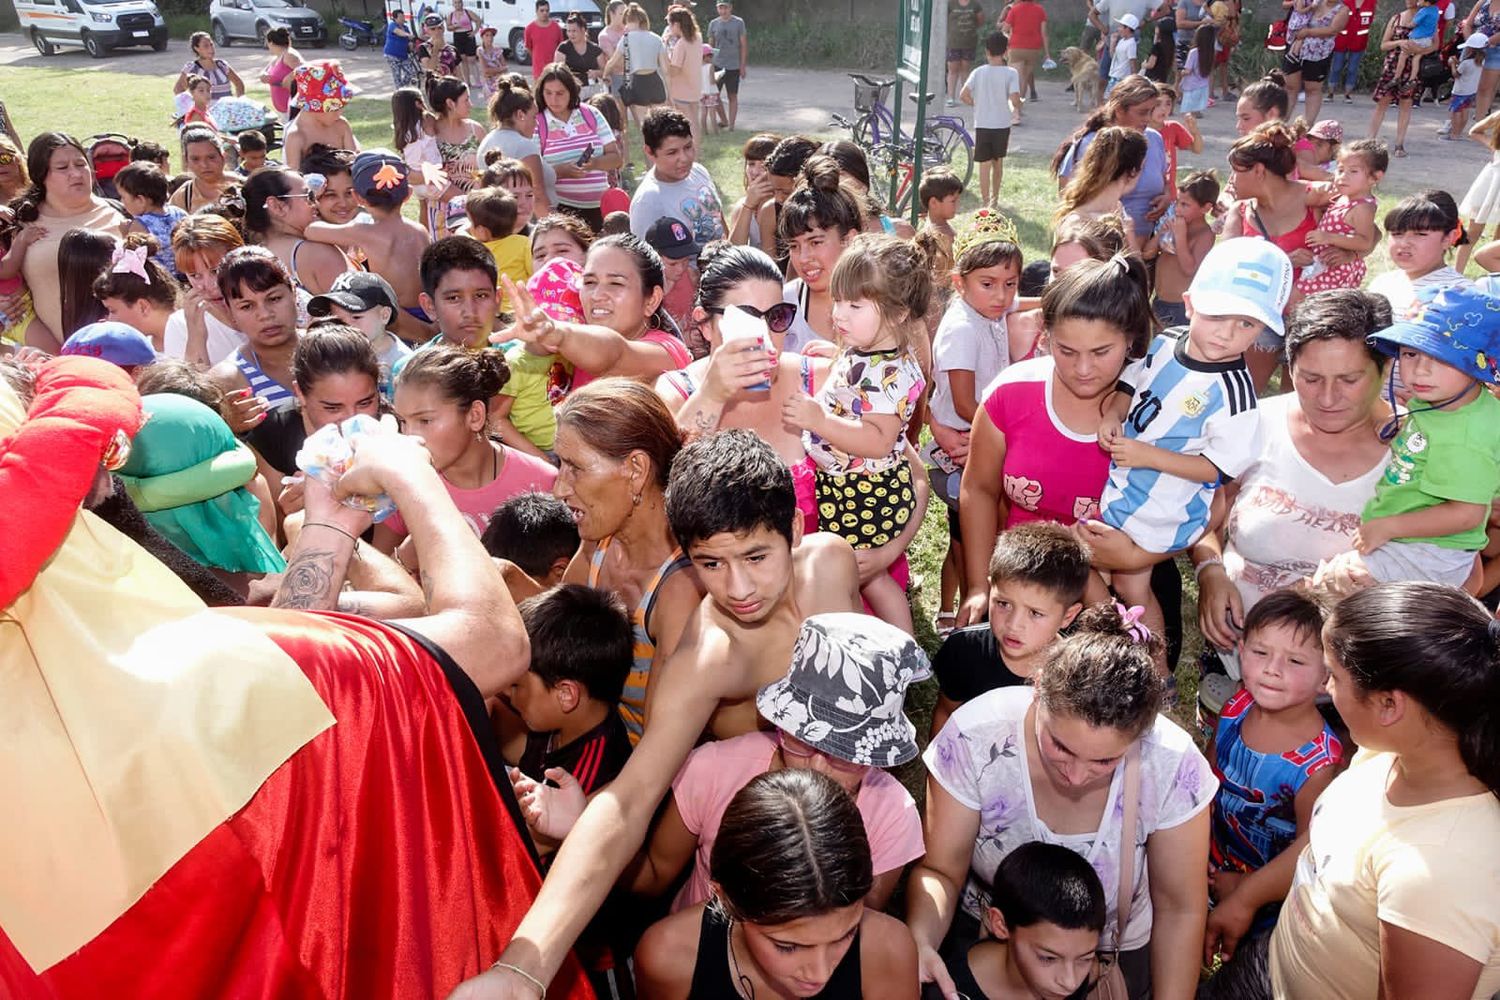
[
  {"xmin": 1113, "ymin": 601, "xmax": 1152, "ymax": 645},
  {"xmin": 110, "ymin": 244, "xmax": 151, "ymax": 284}
]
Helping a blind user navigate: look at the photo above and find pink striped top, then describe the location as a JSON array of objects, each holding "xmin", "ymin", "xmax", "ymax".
[{"xmin": 538, "ymin": 104, "xmax": 616, "ymax": 208}]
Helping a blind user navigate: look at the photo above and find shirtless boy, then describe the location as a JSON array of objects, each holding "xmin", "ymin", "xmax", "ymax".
[
  {"xmin": 303, "ymin": 151, "xmax": 434, "ymax": 342},
  {"xmin": 468, "ymin": 430, "xmax": 866, "ymax": 999}
]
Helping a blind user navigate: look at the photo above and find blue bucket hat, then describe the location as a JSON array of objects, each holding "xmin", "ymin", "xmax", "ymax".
[{"xmin": 1367, "ymin": 285, "xmax": 1500, "ymax": 385}]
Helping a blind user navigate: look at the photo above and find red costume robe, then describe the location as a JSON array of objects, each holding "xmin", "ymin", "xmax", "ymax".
[{"xmin": 0, "ymin": 359, "xmax": 593, "ymax": 1000}]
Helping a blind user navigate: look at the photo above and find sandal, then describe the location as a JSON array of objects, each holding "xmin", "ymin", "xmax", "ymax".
[
  {"xmin": 1394, "ymin": 145, "xmax": 1408, "ymax": 157},
  {"xmin": 936, "ymin": 611, "xmax": 957, "ymax": 637}
]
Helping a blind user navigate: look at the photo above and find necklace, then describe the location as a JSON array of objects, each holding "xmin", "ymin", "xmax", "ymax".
[{"xmin": 726, "ymin": 918, "xmax": 757, "ymax": 999}]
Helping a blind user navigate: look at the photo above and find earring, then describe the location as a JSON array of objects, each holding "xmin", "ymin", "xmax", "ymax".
[{"xmin": 631, "ymin": 492, "xmax": 642, "ymax": 507}]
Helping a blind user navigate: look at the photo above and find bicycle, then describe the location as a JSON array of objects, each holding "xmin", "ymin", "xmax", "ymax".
[{"xmin": 844, "ymin": 73, "xmax": 974, "ymax": 190}]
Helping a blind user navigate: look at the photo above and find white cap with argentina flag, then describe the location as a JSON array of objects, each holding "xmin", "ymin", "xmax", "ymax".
[{"xmin": 1186, "ymin": 237, "xmax": 1295, "ymax": 337}]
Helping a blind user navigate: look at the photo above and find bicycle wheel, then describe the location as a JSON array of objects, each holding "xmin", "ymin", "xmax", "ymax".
[
  {"xmin": 924, "ymin": 122, "xmax": 975, "ymax": 189},
  {"xmin": 851, "ymin": 112, "xmax": 876, "ymax": 150}
]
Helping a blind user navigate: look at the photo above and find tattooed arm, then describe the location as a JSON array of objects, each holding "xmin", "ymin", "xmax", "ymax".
[{"xmin": 273, "ymin": 523, "xmax": 363, "ymax": 610}]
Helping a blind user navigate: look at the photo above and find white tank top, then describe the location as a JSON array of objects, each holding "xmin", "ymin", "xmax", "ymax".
[{"xmin": 1223, "ymin": 392, "xmax": 1388, "ymax": 610}]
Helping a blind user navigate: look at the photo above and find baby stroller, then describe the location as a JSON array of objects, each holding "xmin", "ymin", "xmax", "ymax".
[
  {"xmin": 207, "ymin": 97, "xmax": 284, "ymax": 172},
  {"xmin": 85, "ymin": 133, "xmax": 136, "ymax": 200}
]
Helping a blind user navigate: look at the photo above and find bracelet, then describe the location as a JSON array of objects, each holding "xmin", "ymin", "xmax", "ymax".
[
  {"xmin": 491, "ymin": 962, "xmax": 546, "ymax": 1000},
  {"xmin": 305, "ymin": 521, "xmax": 359, "ymax": 544},
  {"xmin": 1193, "ymin": 557, "xmax": 1224, "ymax": 582}
]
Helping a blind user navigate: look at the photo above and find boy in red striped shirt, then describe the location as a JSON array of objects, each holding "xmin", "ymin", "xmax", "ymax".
[{"xmin": 503, "ymin": 582, "xmax": 635, "ymax": 806}]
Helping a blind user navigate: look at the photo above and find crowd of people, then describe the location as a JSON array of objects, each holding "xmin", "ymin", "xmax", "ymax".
[{"xmin": 4, "ymin": 2, "xmax": 1500, "ymax": 1000}]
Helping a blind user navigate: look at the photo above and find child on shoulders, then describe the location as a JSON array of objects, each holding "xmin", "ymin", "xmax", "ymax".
[
  {"xmin": 941, "ymin": 842, "xmax": 1107, "ymax": 1000},
  {"xmin": 931, "ymin": 523, "xmax": 1090, "ymax": 736},
  {"xmin": 1204, "ymin": 589, "xmax": 1343, "ymax": 969}
]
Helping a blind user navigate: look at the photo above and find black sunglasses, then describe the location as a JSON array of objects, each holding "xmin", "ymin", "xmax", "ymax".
[{"xmin": 706, "ymin": 301, "xmax": 797, "ymax": 334}]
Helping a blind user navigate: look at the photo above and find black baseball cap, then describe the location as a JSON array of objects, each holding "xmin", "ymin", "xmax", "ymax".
[
  {"xmin": 644, "ymin": 216, "xmax": 701, "ymax": 261},
  {"xmin": 307, "ymin": 271, "xmax": 400, "ymax": 327}
]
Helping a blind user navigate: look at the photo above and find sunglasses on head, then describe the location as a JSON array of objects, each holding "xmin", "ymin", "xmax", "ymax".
[
  {"xmin": 705, "ymin": 301, "xmax": 797, "ymax": 333},
  {"xmin": 0, "ymin": 152, "xmax": 17, "ymax": 167}
]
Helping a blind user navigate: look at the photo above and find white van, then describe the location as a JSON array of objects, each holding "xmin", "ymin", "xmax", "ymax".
[
  {"xmin": 13, "ymin": 0, "xmax": 169, "ymax": 58},
  {"xmin": 389, "ymin": 0, "xmax": 600, "ymax": 65}
]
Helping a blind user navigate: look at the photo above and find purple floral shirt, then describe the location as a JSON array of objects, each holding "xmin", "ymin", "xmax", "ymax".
[{"xmin": 924, "ymin": 686, "xmax": 1216, "ymax": 949}]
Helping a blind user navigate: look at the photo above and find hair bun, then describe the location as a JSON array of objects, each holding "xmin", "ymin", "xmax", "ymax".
[
  {"xmin": 801, "ymin": 154, "xmax": 842, "ymax": 193},
  {"xmin": 122, "ymin": 231, "xmax": 162, "ymax": 257}
]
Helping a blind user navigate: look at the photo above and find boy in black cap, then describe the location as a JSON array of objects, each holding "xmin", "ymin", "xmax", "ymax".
[
  {"xmin": 307, "ymin": 271, "xmax": 412, "ymax": 398},
  {"xmin": 302, "ymin": 149, "xmax": 434, "ymax": 343},
  {"xmin": 644, "ymin": 215, "xmax": 701, "ymax": 351}
]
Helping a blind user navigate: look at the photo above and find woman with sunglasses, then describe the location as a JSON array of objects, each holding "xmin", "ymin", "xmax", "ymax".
[
  {"xmin": 626, "ymin": 613, "xmax": 927, "ymax": 915},
  {"xmin": 658, "ymin": 244, "xmax": 928, "ymax": 587},
  {"xmin": 242, "ymin": 167, "xmax": 353, "ymax": 326}
]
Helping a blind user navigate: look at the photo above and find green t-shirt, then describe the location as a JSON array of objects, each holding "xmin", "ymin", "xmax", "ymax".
[
  {"xmin": 499, "ymin": 344, "xmax": 564, "ymax": 452},
  {"xmin": 1363, "ymin": 389, "xmax": 1500, "ymax": 550}
]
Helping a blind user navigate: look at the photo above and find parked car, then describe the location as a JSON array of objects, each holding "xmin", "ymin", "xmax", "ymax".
[
  {"xmin": 388, "ymin": 0, "xmax": 600, "ymax": 65},
  {"xmin": 14, "ymin": 0, "xmax": 169, "ymax": 58},
  {"xmin": 209, "ymin": 0, "xmax": 327, "ymax": 47}
]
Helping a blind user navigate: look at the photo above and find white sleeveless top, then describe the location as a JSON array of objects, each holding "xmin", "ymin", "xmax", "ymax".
[{"xmin": 1223, "ymin": 392, "xmax": 1388, "ymax": 610}]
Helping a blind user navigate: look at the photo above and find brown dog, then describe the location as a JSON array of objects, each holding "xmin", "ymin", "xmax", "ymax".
[{"xmin": 1061, "ymin": 46, "xmax": 1102, "ymax": 111}]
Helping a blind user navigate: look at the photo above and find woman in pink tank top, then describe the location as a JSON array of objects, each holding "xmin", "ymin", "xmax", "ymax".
[
  {"xmin": 955, "ymin": 257, "xmax": 1152, "ymax": 628},
  {"xmin": 1222, "ymin": 121, "xmax": 1332, "ymax": 390},
  {"xmin": 261, "ymin": 28, "xmax": 303, "ymax": 116}
]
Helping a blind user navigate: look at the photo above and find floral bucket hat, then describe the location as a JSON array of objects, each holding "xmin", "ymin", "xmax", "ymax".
[
  {"xmin": 294, "ymin": 61, "xmax": 354, "ymax": 114},
  {"xmin": 756, "ymin": 613, "xmax": 931, "ymax": 768}
]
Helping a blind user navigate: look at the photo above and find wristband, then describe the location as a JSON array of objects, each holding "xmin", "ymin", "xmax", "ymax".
[
  {"xmin": 1193, "ymin": 556, "xmax": 1224, "ymax": 582},
  {"xmin": 491, "ymin": 962, "xmax": 546, "ymax": 1000},
  {"xmin": 304, "ymin": 521, "xmax": 359, "ymax": 544}
]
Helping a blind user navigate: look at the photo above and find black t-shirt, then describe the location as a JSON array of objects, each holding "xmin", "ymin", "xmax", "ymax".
[
  {"xmin": 245, "ymin": 405, "xmax": 306, "ymax": 477},
  {"xmin": 519, "ymin": 711, "xmax": 632, "ymax": 795},
  {"xmin": 925, "ymin": 944, "xmax": 1089, "ymax": 1000},
  {"xmin": 932, "ymin": 624, "xmax": 1029, "ymax": 704},
  {"xmin": 561, "ymin": 40, "xmax": 604, "ymax": 86}
]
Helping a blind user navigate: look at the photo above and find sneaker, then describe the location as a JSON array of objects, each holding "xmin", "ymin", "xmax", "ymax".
[
  {"xmin": 1344, "ymin": 93, "xmax": 1354, "ymax": 103},
  {"xmin": 946, "ymin": 97, "xmax": 957, "ymax": 107},
  {"xmin": 1438, "ymin": 121, "xmax": 1452, "ymax": 136}
]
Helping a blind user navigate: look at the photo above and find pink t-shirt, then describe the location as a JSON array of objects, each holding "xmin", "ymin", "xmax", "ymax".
[
  {"xmin": 668, "ymin": 731, "xmax": 925, "ymax": 912},
  {"xmin": 571, "ymin": 328, "xmax": 692, "ymax": 389},
  {"xmin": 384, "ymin": 446, "xmax": 557, "ymax": 537},
  {"xmin": 981, "ymin": 356, "xmax": 1110, "ymax": 528},
  {"xmin": 1160, "ymin": 119, "xmax": 1194, "ymax": 200}
]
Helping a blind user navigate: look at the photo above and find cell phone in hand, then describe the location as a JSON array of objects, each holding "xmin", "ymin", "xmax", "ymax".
[{"xmin": 576, "ymin": 145, "xmax": 593, "ymax": 166}]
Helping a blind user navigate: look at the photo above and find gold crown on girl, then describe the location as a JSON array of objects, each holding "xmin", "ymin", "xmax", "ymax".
[{"xmin": 952, "ymin": 209, "xmax": 1021, "ymax": 263}]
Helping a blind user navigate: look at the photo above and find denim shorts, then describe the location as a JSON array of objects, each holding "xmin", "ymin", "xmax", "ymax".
[{"xmin": 1486, "ymin": 45, "xmax": 1500, "ymax": 71}]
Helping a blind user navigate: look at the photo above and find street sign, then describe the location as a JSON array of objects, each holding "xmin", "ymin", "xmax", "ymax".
[{"xmin": 892, "ymin": 0, "xmax": 935, "ymax": 223}]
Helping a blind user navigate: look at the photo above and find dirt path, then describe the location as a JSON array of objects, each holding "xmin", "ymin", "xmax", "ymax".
[{"xmin": 0, "ymin": 33, "xmax": 1483, "ymax": 195}]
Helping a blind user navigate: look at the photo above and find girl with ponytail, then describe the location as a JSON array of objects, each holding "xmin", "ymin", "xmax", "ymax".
[
  {"xmin": 1269, "ymin": 581, "xmax": 1500, "ymax": 999},
  {"xmin": 384, "ymin": 342, "xmax": 558, "ymax": 554},
  {"xmin": 777, "ymin": 154, "xmax": 865, "ymax": 352},
  {"xmin": 93, "ymin": 232, "xmax": 181, "ymax": 352}
]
